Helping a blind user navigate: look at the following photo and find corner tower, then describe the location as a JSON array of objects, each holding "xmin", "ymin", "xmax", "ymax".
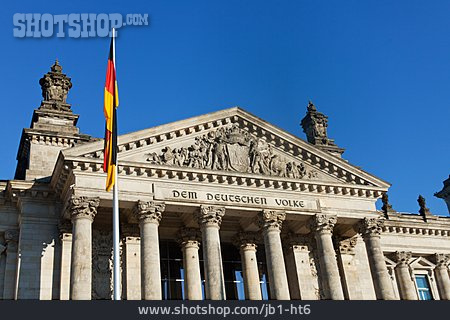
[{"xmin": 14, "ymin": 60, "xmax": 93, "ymax": 181}]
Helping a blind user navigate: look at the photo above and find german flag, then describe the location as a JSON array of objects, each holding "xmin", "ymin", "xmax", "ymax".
[{"xmin": 103, "ymin": 35, "xmax": 119, "ymax": 191}]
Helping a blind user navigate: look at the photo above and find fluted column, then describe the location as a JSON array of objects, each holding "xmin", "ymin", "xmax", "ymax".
[
  {"xmin": 178, "ymin": 228, "xmax": 202, "ymax": 300},
  {"xmin": 394, "ymin": 251, "xmax": 417, "ymax": 300},
  {"xmin": 434, "ymin": 254, "xmax": 450, "ymax": 300},
  {"xmin": 234, "ymin": 232, "xmax": 262, "ymax": 300},
  {"xmin": 310, "ymin": 214, "xmax": 344, "ymax": 300},
  {"xmin": 69, "ymin": 196, "xmax": 99, "ymax": 300},
  {"xmin": 3, "ymin": 230, "xmax": 19, "ymax": 300},
  {"xmin": 58, "ymin": 221, "xmax": 72, "ymax": 300},
  {"xmin": 258, "ymin": 210, "xmax": 290, "ymax": 300},
  {"xmin": 359, "ymin": 218, "xmax": 396, "ymax": 300},
  {"xmin": 134, "ymin": 200, "xmax": 165, "ymax": 300},
  {"xmin": 195, "ymin": 205, "xmax": 226, "ymax": 300}
]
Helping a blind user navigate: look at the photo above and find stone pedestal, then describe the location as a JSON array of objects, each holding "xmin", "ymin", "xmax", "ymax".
[
  {"xmin": 283, "ymin": 234, "xmax": 318, "ymax": 300},
  {"xmin": 359, "ymin": 218, "xmax": 396, "ymax": 300},
  {"xmin": 58, "ymin": 221, "xmax": 72, "ymax": 300},
  {"xmin": 69, "ymin": 196, "xmax": 99, "ymax": 300},
  {"xmin": 178, "ymin": 228, "xmax": 203, "ymax": 300},
  {"xmin": 234, "ymin": 232, "xmax": 262, "ymax": 300},
  {"xmin": 258, "ymin": 210, "xmax": 290, "ymax": 300},
  {"xmin": 134, "ymin": 201, "xmax": 165, "ymax": 300},
  {"xmin": 434, "ymin": 254, "xmax": 450, "ymax": 300},
  {"xmin": 195, "ymin": 205, "xmax": 226, "ymax": 300},
  {"xmin": 310, "ymin": 214, "xmax": 344, "ymax": 300},
  {"xmin": 394, "ymin": 251, "xmax": 417, "ymax": 300},
  {"xmin": 3, "ymin": 230, "xmax": 19, "ymax": 300},
  {"xmin": 122, "ymin": 224, "xmax": 141, "ymax": 300}
]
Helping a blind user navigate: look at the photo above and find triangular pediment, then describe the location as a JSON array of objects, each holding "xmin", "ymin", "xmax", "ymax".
[
  {"xmin": 62, "ymin": 107, "xmax": 390, "ymax": 189},
  {"xmin": 410, "ymin": 257, "xmax": 436, "ymax": 269}
]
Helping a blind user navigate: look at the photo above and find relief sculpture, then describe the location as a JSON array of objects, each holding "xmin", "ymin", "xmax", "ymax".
[{"xmin": 146, "ymin": 123, "xmax": 317, "ymax": 179}]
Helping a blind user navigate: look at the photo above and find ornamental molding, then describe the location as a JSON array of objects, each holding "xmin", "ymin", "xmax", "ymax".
[{"xmin": 382, "ymin": 224, "xmax": 450, "ymax": 238}]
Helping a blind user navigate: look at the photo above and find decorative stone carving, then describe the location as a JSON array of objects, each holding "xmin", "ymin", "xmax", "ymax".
[
  {"xmin": 233, "ymin": 232, "xmax": 260, "ymax": 250},
  {"xmin": 68, "ymin": 196, "xmax": 100, "ymax": 221},
  {"xmin": 92, "ymin": 229, "xmax": 114, "ymax": 300},
  {"xmin": 394, "ymin": 251, "xmax": 412, "ymax": 267},
  {"xmin": 133, "ymin": 201, "xmax": 165, "ymax": 225},
  {"xmin": 4, "ymin": 230, "xmax": 19, "ymax": 243},
  {"xmin": 39, "ymin": 60, "xmax": 72, "ymax": 111},
  {"xmin": 381, "ymin": 193, "xmax": 395, "ymax": 215},
  {"xmin": 146, "ymin": 123, "xmax": 313, "ymax": 179},
  {"xmin": 434, "ymin": 253, "xmax": 450, "ymax": 268},
  {"xmin": 195, "ymin": 205, "xmax": 225, "ymax": 227},
  {"xmin": 0, "ymin": 243, "xmax": 6, "ymax": 254},
  {"xmin": 418, "ymin": 195, "xmax": 432, "ymax": 219},
  {"xmin": 300, "ymin": 101, "xmax": 344, "ymax": 156},
  {"xmin": 310, "ymin": 214, "xmax": 337, "ymax": 233},
  {"xmin": 177, "ymin": 228, "xmax": 201, "ymax": 248},
  {"xmin": 359, "ymin": 217, "xmax": 385, "ymax": 237},
  {"xmin": 58, "ymin": 220, "xmax": 72, "ymax": 242},
  {"xmin": 257, "ymin": 210, "xmax": 286, "ymax": 232},
  {"xmin": 336, "ymin": 237, "xmax": 358, "ymax": 255}
]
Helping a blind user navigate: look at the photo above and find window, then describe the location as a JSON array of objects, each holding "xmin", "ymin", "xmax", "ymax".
[{"xmin": 415, "ymin": 275, "xmax": 433, "ymax": 300}]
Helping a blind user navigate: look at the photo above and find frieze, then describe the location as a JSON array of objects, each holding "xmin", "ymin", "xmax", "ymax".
[{"xmin": 146, "ymin": 123, "xmax": 319, "ymax": 180}]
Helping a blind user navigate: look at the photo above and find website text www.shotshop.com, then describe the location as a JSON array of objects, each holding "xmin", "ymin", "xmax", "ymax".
[{"xmin": 137, "ymin": 304, "xmax": 312, "ymax": 317}]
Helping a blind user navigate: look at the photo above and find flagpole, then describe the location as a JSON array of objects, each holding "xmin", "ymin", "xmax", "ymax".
[{"xmin": 112, "ymin": 27, "xmax": 121, "ymax": 301}]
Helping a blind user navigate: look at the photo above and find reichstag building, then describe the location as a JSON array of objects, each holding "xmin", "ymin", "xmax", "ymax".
[{"xmin": 0, "ymin": 61, "xmax": 449, "ymax": 300}]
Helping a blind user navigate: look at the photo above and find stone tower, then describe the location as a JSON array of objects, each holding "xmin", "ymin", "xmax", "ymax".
[
  {"xmin": 14, "ymin": 60, "xmax": 93, "ymax": 181},
  {"xmin": 300, "ymin": 101, "xmax": 345, "ymax": 157}
]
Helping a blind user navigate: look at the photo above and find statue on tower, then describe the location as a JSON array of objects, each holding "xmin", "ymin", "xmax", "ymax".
[
  {"xmin": 300, "ymin": 100, "xmax": 345, "ymax": 157},
  {"xmin": 39, "ymin": 60, "xmax": 72, "ymax": 112}
]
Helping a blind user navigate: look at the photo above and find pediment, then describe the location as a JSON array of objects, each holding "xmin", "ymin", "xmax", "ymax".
[
  {"xmin": 410, "ymin": 257, "xmax": 436, "ymax": 269},
  {"xmin": 62, "ymin": 107, "xmax": 390, "ymax": 189}
]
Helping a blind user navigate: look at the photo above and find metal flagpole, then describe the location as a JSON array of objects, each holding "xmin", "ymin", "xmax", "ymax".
[{"xmin": 112, "ymin": 27, "xmax": 121, "ymax": 301}]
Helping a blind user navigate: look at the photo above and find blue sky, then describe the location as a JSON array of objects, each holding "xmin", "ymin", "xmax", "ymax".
[{"xmin": 0, "ymin": 0, "xmax": 448, "ymax": 214}]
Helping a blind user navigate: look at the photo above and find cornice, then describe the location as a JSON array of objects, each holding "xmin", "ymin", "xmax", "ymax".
[{"xmin": 54, "ymin": 156, "xmax": 387, "ymax": 201}]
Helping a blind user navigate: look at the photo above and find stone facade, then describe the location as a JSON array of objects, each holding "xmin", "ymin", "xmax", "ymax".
[{"xmin": 0, "ymin": 62, "xmax": 449, "ymax": 300}]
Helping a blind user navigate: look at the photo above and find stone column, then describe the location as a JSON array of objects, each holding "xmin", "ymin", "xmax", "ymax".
[
  {"xmin": 394, "ymin": 251, "xmax": 417, "ymax": 300},
  {"xmin": 122, "ymin": 224, "xmax": 141, "ymax": 300},
  {"xmin": 178, "ymin": 228, "xmax": 203, "ymax": 300},
  {"xmin": 3, "ymin": 230, "xmax": 19, "ymax": 300},
  {"xmin": 258, "ymin": 210, "xmax": 290, "ymax": 300},
  {"xmin": 195, "ymin": 205, "xmax": 226, "ymax": 300},
  {"xmin": 69, "ymin": 196, "xmax": 99, "ymax": 300},
  {"xmin": 58, "ymin": 221, "xmax": 72, "ymax": 300},
  {"xmin": 0, "ymin": 239, "xmax": 5, "ymax": 299},
  {"xmin": 310, "ymin": 214, "xmax": 344, "ymax": 300},
  {"xmin": 434, "ymin": 254, "xmax": 450, "ymax": 300},
  {"xmin": 234, "ymin": 232, "xmax": 262, "ymax": 300},
  {"xmin": 359, "ymin": 218, "xmax": 396, "ymax": 300},
  {"xmin": 134, "ymin": 200, "xmax": 165, "ymax": 300}
]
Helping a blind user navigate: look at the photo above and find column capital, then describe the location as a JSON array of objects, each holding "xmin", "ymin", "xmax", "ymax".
[
  {"xmin": 133, "ymin": 200, "xmax": 166, "ymax": 225},
  {"xmin": 4, "ymin": 229, "xmax": 19, "ymax": 243},
  {"xmin": 196, "ymin": 205, "xmax": 225, "ymax": 228},
  {"xmin": 358, "ymin": 217, "xmax": 385, "ymax": 237},
  {"xmin": 310, "ymin": 214, "xmax": 337, "ymax": 233},
  {"xmin": 58, "ymin": 220, "xmax": 72, "ymax": 242},
  {"xmin": 434, "ymin": 253, "xmax": 450, "ymax": 268},
  {"xmin": 178, "ymin": 227, "xmax": 201, "ymax": 249},
  {"xmin": 394, "ymin": 251, "xmax": 412, "ymax": 267},
  {"xmin": 257, "ymin": 210, "xmax": 286, "ymax": 232},
  {"xmin": 68, "ymin": 196, "xmax": 100, "ymax": 222},
  {"xmin": 0, "ymin": 243, "xmax": 5, "ymax": 254},
  {"xmin": 233, "ymin": 232, "xmax": 259, "ymax": 251}
]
